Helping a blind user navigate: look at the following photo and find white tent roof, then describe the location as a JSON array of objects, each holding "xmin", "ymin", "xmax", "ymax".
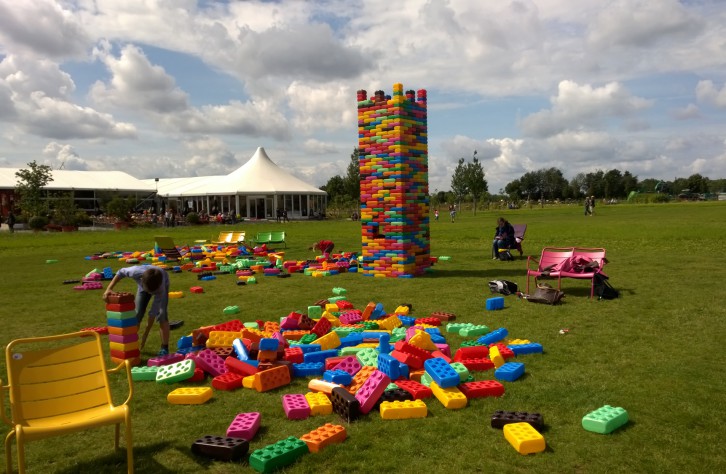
[
  {"xmin": 152, "ymin": 147, "xmax": 326, "ymax": 197},
  {"xmin": 0, "ymin": 168, "xmax": 154, "ymax": 192}
]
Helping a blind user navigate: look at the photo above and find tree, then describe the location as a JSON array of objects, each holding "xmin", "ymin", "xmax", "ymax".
[
  {"xmin": 603, "ymin": 169, "xmax": 624, "ymax": 199},
  {"xmin": 320, "ymin": 175, "xmax": 347, "ymax": 200},
  {"xmin": 466, "ymin": 155, "xmax": 488, "ymax": 215},
  {"xmin": 450, "ymin": 158, "xmax": 469, "ymax": 208},
  {"xmin": 15, "ymin": 161, "xmax": 54, "ymax": 220},
  {"xmin": 686, "ymin": 173, "xmax": 709, "ymax": 193},
  {"xmin": 344, "ymin": 148, "xmax": 360, "ymax": 201}
]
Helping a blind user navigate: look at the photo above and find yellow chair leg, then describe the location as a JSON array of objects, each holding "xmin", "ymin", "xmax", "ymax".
[
  {"xmin": 125, "ymin": 420, "xmax": 134, "ymax": 474},
  {"xmin": 5, "ymin": 431, "xmax": 15, "ymax": 474}
]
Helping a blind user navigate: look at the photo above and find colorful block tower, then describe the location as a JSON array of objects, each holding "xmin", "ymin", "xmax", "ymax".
[
  {"xmin": 105, "ymin": 292, "xmax": 141, "ymax": 366},
  {"xmin": 357, "ymin": 83, "xmax": 430, "ymax": 278}
]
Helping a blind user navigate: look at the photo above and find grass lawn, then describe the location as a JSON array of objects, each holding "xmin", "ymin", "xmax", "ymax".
[{"xmin": 1, "ymin": 201, "xmax": 725, "ymax": 473}]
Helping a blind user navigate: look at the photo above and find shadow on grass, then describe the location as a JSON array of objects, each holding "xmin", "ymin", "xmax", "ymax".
[
  {"xmin": 54, "ymin": 441, "xmax": 174, "ymax": 474},
  {"xmin": 430, "ymin": 268, "xmax": 527, "ymax": 279}
]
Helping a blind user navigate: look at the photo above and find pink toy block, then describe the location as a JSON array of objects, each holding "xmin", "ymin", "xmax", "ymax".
[
  {"xmin": 433, "ymin": 344, "xmax": 451, "ymax": 358},
  {"xmin": 108, "ymin": 333, "xmax": 139, "ymax": 344},
  {"xmin": 193, "ymin": 348, "xmax": 228, "ymax": 377},
  {"xmin": 332, "ymin": 356, "xmax": 362, "ymax": 376},
  {"xmin": 354, "ymin": 369, "xmax": 391, "ymax": 414},
  {"xmin": 226, "ymin": 412, "xmax": 261, "ymax": 440},
  {"xmin": 147, "ymin": 352, "xmax": 185, "ymax": 367},
  {"xmin": 271, "ymin": 331, "xmax": 289, "ymax": 349},
  {"xmin": 431, "ymin": 350, "xmax": 452, "ymax": 363},
  {"xmin": 282, "ymin": 394, "xmax": 311, "ymax": 420},
  {"xmin": 339, "ymin": 311, "xmax": 363, "ymax": 325}
]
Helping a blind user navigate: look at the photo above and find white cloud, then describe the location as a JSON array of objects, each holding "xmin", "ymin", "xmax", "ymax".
[
  {"xmin": 43, "ymin": 142, "xmax": 88, "ymax": 170},
  {"xmin": 671, "ymin": 103, "xmax": 700, "ymax": 120},
  {"xmin": 303, "ymin": 139, "xmax": 339, "ymax": 154},
  {"xmin": 288, "ymin": 82, "xmax": 355, "ymax": 133},
  {"xmin": 695, "ymin": 80, "xmax": 726, "ymax": 108},
  {"xmin": 520, "ymin": 80, "xmax": 652, "ymax": 138},
  {"xmin": 0, "ymin": 0, "xmax": 91, "ymax": 59}
]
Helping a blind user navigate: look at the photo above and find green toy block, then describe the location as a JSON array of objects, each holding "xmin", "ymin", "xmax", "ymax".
[
  {"xmin": 299, "ymin": 333, "xmax": 318, "ymax": 344},
  {"xmin": 446, "ymin": 322, "xmax": 474, "ymax": 334},
  {"xmin": 328, "ymin": 296, "xmax": 346, "ymax": 304},
  {"xmin": 246, "ymin": 276, "xmax": 256, "ymax": 284},
  {"xmin": 362, "ymin": 321, "xmax": 379, "ymax": 330},
  {"xmin": 340, "ymin": 346, "xmax": 367, "ymax": 356},
  {"xmin": 131, "ymin": 366, "xmax": 159, "ymax": 381},
  {"xmin": 460, "ymin": 340, "xmax": 487, "ymax": 348},
  {"xmin": 450, "ymin": 362, "xmax": 470, "ymax": 382},
  {"xmin": 308, "ymin": 305, "xmax": 323, "ymax": 318},
  {"xmin": 332, "ymin": 287, "xmax": 347, "ymax": 296},
  {"xmin": 582, "ymin": 405, "xmax": 629, "ymax": 434},
  {"xmin": 156, "ymin": 359, "xmax": 196, "ymax": 384},
  {"xmin": 420, "ymin": 372, "xmax": 433, "ymax": 387},
  {"xmin": 356, "ymin": 348, "xmax": 379, "ymax": 368},
  {"xmin": 438, "ymin": 256, "xmax": 451, "ymax": 261},
  {"xmin": 333, "ymin": 327, "xmax": 358, "ymax": 338},
  {"xmin": 223, "ymin": 305, "xmax": 240, "ymax": 315},
  {"xmin": 249, "ymin": 436, "xmax": 309, "ymax": 473},
  {"xmin": 244, "ymin": 321, "xmax": 259, "ymax": 329},
  {"xmin": 459, "ymin": 324, "xmax": 490, "ymax": 337}
]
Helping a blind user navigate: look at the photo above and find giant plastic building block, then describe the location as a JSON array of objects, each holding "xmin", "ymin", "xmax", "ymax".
[
  {"xmin": 380, "ymin": 399, "xmax": 427, "ymax": 420},
  {"xmin": 491, "ymin": 410, "xmax": 544, "ymax": 431},
  {"xmin": 193, "ymin": 349, "xmax": 228, "ymax": 377},
  {"xmin": 331, "ymin": 386, "xmax": 361, "ymax": 422},
  {"xmin": 167, "ymin": 387, "xmax": 213, "ymax": 405},
  {"xmin": 358, "ymin": 85, "xmax": 431, "ymax": 278},
  {"xmin": 394, "ymin": 379, "xmax": 433, "ymax": 399},
  {"xmin": 582, "ymin": 405, "xmax": 629, "ymax": 434},
  {"xmin": 430, "ymin": 381, "xmax": 467, "ymax": 409},
  {"xmin": 477, "ymin": 327, "xmax": 509, "ymax": 345},
  {"xmin": 282, "ymin": 394, "xmax": 311, "ymax": 420},
  {"xmin": 249, "ymin": 365, "xmax": 291, "ymax": 392},
  {"xmin": 459, "ymin": 380, "xmax": 505, "ymax": 398},
  {"xmin": 191, "ymin": 435, "xmax": 249, "ymax": 461},
  {"xmin": 495, "ymin": 362, "xmax": 525, "ymax": 382},
  {"xmin": 305, "ymin": 392, "xmax": 333, "ymax": 416},
  {"xmin": 503, "ymin": 422, "xmax": 546, "ymax": 455},
  {"xmin": 300, "ymin": 423, "xmax": 347, "ymax": 453},
  {"xmin": 424, "ymin": 358, "xmax": 460, "ymax": 388},
  {"xmin": 248, "ymin": 436, "xmax": 309, "ymax": 473},
  {"xmin": 355, "ymin": 370, "xmax": 391, "ymax": 414},
  {"xmin": 212, "ymin": 372, "xmax": 244, "ymax": 391},
  {"xmin": 486, "ymin": 296, "xmax": 505, "ymax": 311},
  {"xmin": 156, "ymin": 359, "xmax": 196, "ymax": 384},
  {"xmin": 226, "ymin": 412, "xmax": 261, "ymax": 440}
]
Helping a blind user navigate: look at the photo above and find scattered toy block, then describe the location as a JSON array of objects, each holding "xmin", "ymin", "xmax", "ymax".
[
  {"xmin": 331, "ymin": 386, "xmax": 361, "ymax": 422},
  {"xmin": 167, "ymin": 387, "xmax": 213, "ymax": 404},
  {"xmin": 156, "ymin": 359, "xmax": 196, "ymax": 384},
  {"xmin": 193, "ymin": 348, "xmax": 228, "ymax": 377},
  {"xmin": 491, "ymin": 410, "xmax": 544, "ymax": 431},
  {"xmin": 355, "ymin": 369, "xmax": 391, "ymax": 415},
  {"xmin": 226, "ymin": 412, "xmax": 261, "ymax": 440},
  {"xmin": 380, "ymin": 399, "xmax": 427, "ymax": 420},
  {"xmin": 430, "ymin": 381, "xmax": 467, "ymax": 409},
  {"xmin": 486, "ymin": 296, "xmax": 505, "ymax": 310},
  {"xmin": 424, "ymin": 357, "xmax": 460, "ymax": 389},
  {"xmin": 477, "ymin": 327, "xmax": 509, "ymax": 345},
  {"xmin": 191, "ymin": 435, "xmax": 249, "ymax": 461},
  {"xmin": 508, "ymin": 343, "xmax": 544, "ymax": 355},
  {"xmin": 324, "ymin": 369, "xmax": 352, "ymax": 386},
  {"xmin": 489, "ymin": 345, "xmax": 505, "ymax": 368},
  {"xmin": 250, "ymin": 365, "xmax": 291, "ymax": 392},
  {"xmin": 503, "ymin": 422, "xmax": 546, "ymax": 455},
  {"xmin": 305, "ymin": 392, "xmax": 333, "ymax": 416},
  {"xmin": 495, "ymin": 361, "xmax": 525, "ymax": 382},
  {"xmin": 282, "ymin": 394, "xmax": 311, "ymax": 420},
  {"xmin": 131, "ymin": 365, "xmax": 159, "ymax": 382},
  {"xmin": 248, "ymin": 436, "xmax": 309, "ymax": 473},
  {"xmin": 394, "ymin": 379, "xmax": 433, "ymax": 400},
  {"xmin": 459, "ymin": 380, "xmax": 505, "ymax": 398},
  {"xmin": 212, "ymin": 372, "xmax": 244, "ymax": 391},
  {"xmin": 582, "ymin": 405, "xmax": 629, "ymax": 434},
  {"xmin": 301, "ymin": 423, "xmax": 347, "ymax": 453}
]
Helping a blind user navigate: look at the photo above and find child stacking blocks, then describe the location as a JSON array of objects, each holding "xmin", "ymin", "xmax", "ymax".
[
  {"xmin": 105, "ymin": 292, "xmax": 140, "ymax": 366},
  {"xmin": 503, "ymin": 422, "xmax": 546, "ymax": 454},
  {"xmin": 582, "ymin": 405, "xmax": 629, "ymax": 434}
]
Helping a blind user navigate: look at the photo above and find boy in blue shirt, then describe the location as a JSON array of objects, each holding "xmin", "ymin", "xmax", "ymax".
[{"xmin": 103, "ymin": 265, "xmax": 170, "ymax": 355}]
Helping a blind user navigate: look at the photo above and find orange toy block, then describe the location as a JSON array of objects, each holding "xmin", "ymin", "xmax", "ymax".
[
  {"xmin": 300, "ymin": 423, "xmax": 347, "ymax": 453},
  {"xmin": 251, "ymin": 365, "xmax": 291, "ymax": 392},
  {"xmin": 347, "ymin": 366, "xmax": 376, "ymax": 394},
  {"xmin": 282, "ymin": 330, "xmax": 310, "ymax": 341},
  {"xmin": 362, "ymin": 302, "xmax": 376, "ymax": 320},
  {"xmin": 107, "ymin": 325, "xmax": 138, "ymax": 336}
]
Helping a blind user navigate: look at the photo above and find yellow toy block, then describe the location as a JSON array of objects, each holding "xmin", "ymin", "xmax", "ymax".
[
  {"xmin": 503, "ymin": 422, "xmax": 546, "ymax": 454},
  {"xmin": 109, "ymin": 341, "xmax": 138, "ymax": 352},
  {"xmin": 206, "ymin": 330, "xmax": 242, "ymax": 348},
  {"xmin": 394, "ymin": 305, "xmax": 410, "ymax": 315},
  {"xmin": 408, "ymin": 330, "xmax": 438, "ymax": 351},
  {"xmin": 325, "ymin": 303, "xmax": 339, "ymax": 313},
  {"xmin": 314, "ymin": 331, "xmax": 341, "ymax": 351},
  {"xmin": 376, "ymin": 315, "xmax": 402, "ymax": 331},
  {"xmin": 430, "ymin": 381, "xmax": 468, "ymax": 409},
  {"xmin": 490, "ymin": 345, "xmax": 505, "ymax": 368},
  {"xmin": 243, "ymin": 375, "xmax": 255, "ymax": 389},
  {"xmin": 508, "ymin": 338, "xmax": 531, "ymax": 345},
  {"xmin": 380, "ymin": 400, "xmax": 427, "ymax": 420},
  {"xmin": 305, "ymin": 391, "xmax": 333, "ymax": 415},
  {"xmin": 167, "ymin": 387, "xmax": 213, "ymax": 405},
  {"xmin": 168, "ymin": 291, "xmax": 184, "ymax": 299},
  {"xmin": 322, "ymin": 311, "xmax": 341, "ymax": 327},
  {"xmin": 353, "ymin": 343, "xmax": 380, "ymax": 349}
]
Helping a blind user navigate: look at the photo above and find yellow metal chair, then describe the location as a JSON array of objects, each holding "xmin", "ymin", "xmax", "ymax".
[{"xmin": 1, "ymin": 331, "xmax": 134, "ymax": 473}]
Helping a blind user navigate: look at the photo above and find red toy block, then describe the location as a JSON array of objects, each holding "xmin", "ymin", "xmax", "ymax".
[
  {"xmin": 110, "ymin": 348, "xmax": 140, "ymax": 359},
  {"xmin": 415, "ymin": 317, "xmax": 441, "ymax": 326},
  {"xmin": 225, "ymin": 357, "xmax": 258, "ymax": 377},
  {"xmin": 489, "ymin": 343, "xmax": 515, "ymax": 359},
  {"xmin": 310, "ymin": 317, "xmax": 332, "ymax": 338},
  {"xmin": 190, "ymin": 286, "xmax": 204, "ymax": 293},
  {"xmin": 212, "ymin": 347, "xmax": 233, "ymax": 359},
  {"xmin": 212, "ymin": 372, "xmax": 244, "ymax": 391},
  {"xmin": 324, "ymin": 356, "xmax": 348, "ymax": 371},
  {"xmin": 188, "ymin": 367, "xmax": 206, "ymax": 382},
  {"xmin": 105, "ymin": 292, "xmax": 134, "ymax": 304},
  {"xmin": 459, "ymin": 380, "xmax": 505, "ymax": 398},
  {"xmin": 80, "ymin": 326, "xmax": 109, "ymax": 335},
  {"xmin": 212, "ymin": 319, "xmax": 243, "ymax": 332},
  {"xmin": 105, "ymin": 302, "xmax": 136, "ymax": 312},
  {"xmin": 429, "ymin": 311, "xmax": 456, "ymax": 321},
  {"xmin": 454, "ymin": 345, "xmax": 490, "ymax": 361},
  {"xmin": 431, "ymin": 350, "xmax": 452, "ymax": 363},
  {"xmin": 390, "ymin": 350, "xmax": 424, "ymax": 370},
  {"xmin": 336, "ymin": 300, "xmax": 354, "ymax": 310},
  {"xmin": 459, "ymin": 358, "xmax": 495, "ymax": 372},
  {"xmin": 394, "ymin": 379, "xmax": 433, "ymax": 400},
  {"xmin": 283, "ymin": 347, "xmax": 304, "ymax": 364},
  {"xmin": 395, "ymin": 341, "xmax": 433, "ymax": 362}
]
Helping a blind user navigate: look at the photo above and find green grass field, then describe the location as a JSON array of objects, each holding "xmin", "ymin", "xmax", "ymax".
[{"xmin": 1, "ymin": 202, "xmax": 725, "ymax": 473}]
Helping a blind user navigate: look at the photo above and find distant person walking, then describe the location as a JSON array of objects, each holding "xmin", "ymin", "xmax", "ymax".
[
  {"xmin": 434, "ymin": 209, "xmax": 439, "ymax": 221},
  {"xmin": 449, "ymin": 204, "xmax": 456, "ymax": 223},
  {"xmin": 7, "ymin": 211, "xmax": 15, "ymax": 232},
  {"xmin": 589, "ymin": 196, "xmax": 596, "ymax": 216},
  {"xmin": 584, "ymin": 196, "xmax": 591, "ymax": 216}
]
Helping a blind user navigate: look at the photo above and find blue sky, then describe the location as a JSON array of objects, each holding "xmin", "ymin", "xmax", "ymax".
[{"xmin": 1, "ymin": 0, "xmax": 725, "ymax": 193}]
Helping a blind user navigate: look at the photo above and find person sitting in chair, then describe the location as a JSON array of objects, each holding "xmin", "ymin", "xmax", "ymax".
[{"xmin": 492, "ymin": 217, "xmax": 516, "ymax": 260}]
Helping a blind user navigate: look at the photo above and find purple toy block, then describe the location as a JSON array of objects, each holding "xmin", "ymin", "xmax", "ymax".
[
  {"xmin": 282, "ymin": 394, "xmax": 311, "ymax": 420},
  {"xmin": 108, "ymin": 333, "xmax": 139, "ymax": 344},
  {"xmin": 226, "ymin": 412, "xmax": 261, "ymax": 440},
  {"xmin": 147, "ymin": 352, "xmax": 185, "ymax": 367},
  {"xmin": 433, "ymin": 343, "xmax": 451, "ymax": 358},
  {"xmin": 193, "ymin": 348, "xmax": 228, "ymax": 377},
  {"xmin": 280, "ymin": 316, "xmax": 299, "ymax": 330},
  {"xmin": 271, "ymin": 331, "xmax": 288, "ymax": 349},
  {"xmin": 331, "ymin": 356, "xmax": 362, "ymax": 376},
  {"xmin": 354, "ymin": 369, "xmax": 391, "ymax": 414}
]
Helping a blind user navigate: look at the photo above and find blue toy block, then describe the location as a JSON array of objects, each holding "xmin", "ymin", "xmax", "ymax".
[
  {"xmin": 486, "ymin": 296, "xmax": 505, "ymax": 311},
  {"xmin": 323, "ymin": 369, "xmax": 352, "ymax": 386},
  {"xmin": 508, "ymin": 343, "xmax": 544, "ymax": 355},
  {"xmin": 292, "ymin": 362, "xmax": 325, "ymax": 377},
  {"xmin": 303, "ymin": 349, "xmax": 339, "ymax": 364},
  {"xmin": 102, "ymin": 267, "xmax": 114, "ymax": 279},
  {"xmin": 378, "ymin": 333, "xmax": 391, "ymax": 354},
  {"xmin": 477, "ymin": 327, "xmax": 509, "ymax": 346},
  {"xmin": 423, "ymin": 357, "xmax": 460, "ymax": 388},
  {"xmin": 339, "ymin": 333, "xmax": 364, "ymax": 348},
  {"xmin": 259, "ymin": 338, "xmax": 279, "ymax": 352},
  {"xmin": 106, "ymin": 317, "xmax": 138, "ymax": 328},
  {"xmin": 370, "ymin": 303, "xmax": 386, "ymax": 320},
  {"xmin": 377, "ymin": 353, "xmax": 410, "ymax": 381},
  {"xmin": 398, "ymin": 315, "xmax": 416, "ymax": 326},
  {"xmin": 200, "ymin": 275, "xmax": 216, "ymax": 281},
  {"xmin": 177, "ymin": 335, "xmax": 193, "ymax": 349},
  {"xmin": 495, "ymin": 362, "xmax": 525, "ymax": 382},
  {"xmin": 361, "ymin": 331, "xmax": 389, "ymax": 341},
  {"xmin": 233, "ymin": 338, "xmax": 250, "ymax": 361},
  {"xmin": 290, "ymin": 343, "xmax": 322, "ymax": 354},
  {"xmin": 177, "ymin": 346, "xmax": 202, "ymax": 355}
]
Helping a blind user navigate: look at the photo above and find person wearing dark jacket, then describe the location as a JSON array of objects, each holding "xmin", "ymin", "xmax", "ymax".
[{"xmin": 492, "ymin": 217, "xmax": 516, "ymax": 259}]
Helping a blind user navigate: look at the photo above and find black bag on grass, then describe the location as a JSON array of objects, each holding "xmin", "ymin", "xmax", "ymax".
[
  {"xmin": 489, "ymin": 280, "xmax": 518, "ymax": 296},
  {"xmin": 593, "ymin": 273, "xmax": 619, "ymax": 300}
]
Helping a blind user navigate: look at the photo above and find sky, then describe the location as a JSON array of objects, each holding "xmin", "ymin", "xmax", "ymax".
[{"xmin": 1, "ymin": 0, "xmax": 725, "ymax": 194}]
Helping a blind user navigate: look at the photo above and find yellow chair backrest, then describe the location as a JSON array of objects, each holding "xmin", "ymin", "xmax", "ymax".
[{"xmin": 2, "ymin": 331, "xmax": 134, "ymax": 473}]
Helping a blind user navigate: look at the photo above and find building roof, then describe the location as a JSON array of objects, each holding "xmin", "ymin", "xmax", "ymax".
[{"xmin": 0, "ymin": 168, "xmax": 154, "ymax": 192}]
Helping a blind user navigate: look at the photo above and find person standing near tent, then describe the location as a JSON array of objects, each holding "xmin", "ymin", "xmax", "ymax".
[{"xmin": 103, "ymin": 265, "xmax": 171, "ymax": 356}]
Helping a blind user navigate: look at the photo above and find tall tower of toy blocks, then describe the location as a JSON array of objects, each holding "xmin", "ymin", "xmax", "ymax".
[{"xmin": 357, "ymin": 83, "xmax": 430, "ymax": 278}]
